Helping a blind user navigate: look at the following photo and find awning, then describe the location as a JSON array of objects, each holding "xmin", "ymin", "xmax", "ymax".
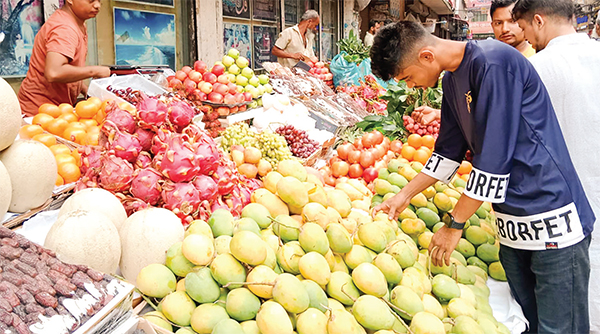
[{"xmin": 420, "ymin": 0, "xmax": 454, "ymax": 15}]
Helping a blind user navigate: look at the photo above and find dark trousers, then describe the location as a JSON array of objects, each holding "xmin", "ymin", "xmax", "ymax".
[{"xmin": 499, "ymin": 235, "xmax": 591, "ymax": 334}]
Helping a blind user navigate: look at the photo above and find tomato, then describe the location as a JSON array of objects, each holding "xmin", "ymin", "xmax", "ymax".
[
  {"xmin": 360, "ymin": 151, "xmax": 375, "ymax": 168},
  {"xmin": 390, "ymin": 140, "xmax": 403, "ymax": 154},
  {"xmin": 361, "ymin": 133, "xmax": 377, "ymax": 148},
  {"xmin": 348, "ymin": 164, "xmax": 364, "ymax": 178},
  {"xmin": 331, "ymin": 161, "xmax": 350, "ymax": 178},
  {"xmin": 371, "ymin": 130, "xmax": 384, "ymax": 145},
  {"xmin": 348, "ymin": 150, "xmax": 362, "ymax": 164},
  {"xmin": 336, "ymin": 143, "xmax": 354, "ymax": 161},
  {"xmin": 362, "ymin": 167, "xmax": 379, "ymax": 183}
]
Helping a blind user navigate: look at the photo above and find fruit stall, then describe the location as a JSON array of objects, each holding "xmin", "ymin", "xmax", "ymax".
[{"xmin": 0, "ymin": 48, "xmax": 527, "ymax": 334}]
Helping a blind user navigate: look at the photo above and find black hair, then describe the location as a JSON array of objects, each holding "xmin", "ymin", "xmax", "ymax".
[
  {"xmin": 370, "ymin": 21, "xmax": 430, "ymax": 81},
  {"xmin": 384, "ymin": 19, "xmax": 393, "ymax": 25},
  {"xmin": 369, "ymin": 19, "xmax": 378, "ymax": 29},
  {"xmin": 490, "ymin": 0, "xmax": 517, "ymax": 19},
  {"xmin": 512, "ymin": 0, "xmax": 574, "ymax": 21}
]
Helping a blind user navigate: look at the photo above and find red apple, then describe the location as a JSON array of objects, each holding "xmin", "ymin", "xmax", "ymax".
[
  {"xmin": 217, "ymin": 74, "xmax": 229, "ymax": 84},
  {"xmin": 243, "ymin": 92, "xmax": 253, "ymax": 102},
  {"xmin": 208, "ymin": 92, "xmax": 224, "ymax": 103},
  {"xmin": 200, "ymin": 82, "xmax": 213, "ymax": 94},
  {"xmin": 166, "ymin": 75, "xmax": 175, "ymax": 82},
  {"xmin": 181, "ymin": 66, "xmax": 192, "ymax": 74},
  {"xmin": 217, "ymin": 106, "xmax": 230, "ymax": 116},
  {"xmin": 188, "ymin": 70, "xmax": 202, "ymax": 83},
  {"xmin": 203, "ymin": 72, "xmax": 217, "ymax": 84},
  {"xmin": 238, "ymin": 105, "xmax": 247, "ymax": 112},
  {"xmin": 227, "ymin": 83, "xmax": 238, "ymax": 92},
  {"xmin": 175, "ymin": 70, "xmax": 187, "ymax": 81},
  {"xmin": 223, "ymin": 94, "xmax": 237, "ymax": 105},
  {"xmin": 214, "ymin": 83, "xmax": 229, "ymax": 96},
  {"xmin": 194, "ymin": 60, "xmax": 207, "ymax": 73},
  {"xmin": 234, "ymin": 92, "xmax": 245, "ymax": 103},
  {"xmin": 212, "ymin": 64, "xmax": 225, "ymax": 76},
  {"xmin": 189, "ymin": 89, "xmax": 203, "ymax": 101},
  {"xmin": 315, "ymin": 61, "xmax": 324, "ymax": 68},
  {"xmin": 169, "ymin": 78, "xmax": 183, "ymax": 90},
  {"xmin": 184, "ymin": 78, "xmax": 196, "ymax": 94},
  {"xmin": 198, "ymin": 92, "xmax": 207, "ymax": 101}
]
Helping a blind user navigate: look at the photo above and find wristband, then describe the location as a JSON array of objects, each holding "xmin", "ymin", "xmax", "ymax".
[{"xmin": 444, "ymin": 212, "xmax": 466, "ymax": 230}]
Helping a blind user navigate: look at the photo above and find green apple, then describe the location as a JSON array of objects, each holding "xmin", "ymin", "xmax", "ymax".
[
  {"xmin": 228, "ymin": 48, "xmax": 240, "ymax": 59},
  {"xmin": 257, "ymin": 98, "xmax": 263, "ymax": 107},
  {"xmin": 241, "ymin": 67, "xmax": 254, "ymax": 79},
  {"xmin": 226, "ymin": 73, "xmax": 236, "ymax": 83},
  {"xmin": 248, "ymin": 101, "xmax": 258, "ymax": 109},
  {"xmin": 228, "ymin": 64, "xmax": 240, "ymax": 75},
  {"xmin": 214, "ymin": 61, "xmax": 223, "ymax": 67},
  {"xmin": 249, "ymin": 76, "xmax": 260, "ymax": 87},
  {"xmin": 222, "ymin": 55, "xmax": 235, "ymax": 67},
  {"xmin": 236, "ymin": 85, "xmax": 245, "ymax": 93},
  {"xmin": 243, "ymin": 85, "xmax": 253, "ymax": 92},
  {"xmin": 257, "ymin": 85, "xmax": 266, "ymax": 95},
  {"xmin": 236, "ymin": 56, "xmax": 249, "ymax": 69},
  {"xmin": 264, "ymin": 83, "xmax": 273, "ymax": 93},
  {"xmin": 236, "ymin": 74, "xmax": 248, "ymax": 86},
  {"xmin": 258, "ymin": 74, "xmax": 269, "ymax": 85},
  {"xmin": 248, "ymin": 86, "xmax": 260, "ymax": 99}
]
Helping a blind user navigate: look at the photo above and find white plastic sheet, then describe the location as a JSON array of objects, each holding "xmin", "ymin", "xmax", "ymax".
[{"xmin": 488, "ymin": 278, "xmax": 528, "ymax": 334}]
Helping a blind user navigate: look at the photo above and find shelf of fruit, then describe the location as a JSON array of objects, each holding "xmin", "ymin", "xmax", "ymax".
[{"xmin": 336, "ymin": 74, "xmax": 388, "ymax": 115}]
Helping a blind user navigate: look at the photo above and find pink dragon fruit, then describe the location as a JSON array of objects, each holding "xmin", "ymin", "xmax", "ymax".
[
  {"xmin": 137, "ymin": 96, "xmax": 168, "ymax": 127},
  {"xmin": 362, "ymin": 86, "xmax": 376, "ymax": 100},
  {"xmin": 162, "ymin": 181, "xmax": 201, "ymax": 224},
  {"xmin": 78, "ymin": 146, "xmax": 102, "ymax": 175},
  {"xmin": 151, "ymin": 127, "xmax": 170, "ymax": 155},
  {"xmin": 168, "ymin": 100, "xmax": 195, "ymax": 130},
  {"xmin": 135, "ymin": 151, "xmax": 153, "ymax": 169},
  {"xmin": 372, "ymin": 101, "xmax": 388, "ymax": 115},
  {"xmin": 192, "ymin": 174, "xmax": 218, "ymax": 201},
  {"xmin": 355, "ymin": 97, "xmax": 368, "ymax": 109},
  {"xmin": 212, "ymin": 160, "xmax": 238, "ymax": 195},
  {"xmin": 153, "ymin": 133, "xmax": 201, "ymax": 182},
  {"xmin": 105, "ymin": 106, "xmax": 137, "ymax": 134},
  {"xmin": 104, "ymin": 121, "xmax": 142, "ymax": 163},
  {"xmin": 135, "ymin": 127, "xmax": 154, "ymax": 152},
  {"xmin": 182, "ymin": 124, "xmax": 220, "ymax": 175},
  {"xmin": 130, "ymin": 168, "xmax": 163, "ymax": 205},
  {"xmin": 98, "ymin": 154, "xmax": 134, "ymax": 192},
  {"xmin": 210, "ymin": 197, "xmax": 230, "ymax": 212},
  {"xmin": 120, "ymin": 196, "xmax": 149, "ymax": 215}
]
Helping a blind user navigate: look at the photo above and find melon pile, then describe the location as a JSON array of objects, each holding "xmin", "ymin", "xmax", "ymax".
[
  {"xmin": 135, "ymin": 159, "xmax": 509, "ymax": 334},
  {"xmin": 0, "ymin": 77, "xmax": 57, "ymax": 217}
]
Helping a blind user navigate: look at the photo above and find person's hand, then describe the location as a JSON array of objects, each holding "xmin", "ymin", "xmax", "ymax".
[
  {"xmin": 371, "ymin": 193, "xmax": 410, "ymax": 221},
  {"xmin": 93, "ymin": 66, "xmax": 111, "ymax": 78},
  {"xmin": 413, "ymin": 106, "xmax": 440, "ymax": 125},
  {"xmin": 310, "ymin": 56, "xmax": 318, "ymax": 63},
  {"xmin": 291, "ymin": 53, "xmax": 306, "ymax": 61},
  {"xmin": 428, "ymin": 226, "xmax": 463, "ymax": 266}
]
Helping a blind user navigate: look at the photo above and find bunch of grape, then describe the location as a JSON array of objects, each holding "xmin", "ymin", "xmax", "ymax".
[
  {"xmin": 403, "ymin": 115, "xmax": 440, "ymax": 138},
  {"xmin": 106, "ymin": 86, "xmax": 143, "ymax": 105},
  {"xmin": 220, "ymin": 123, "xmax": 258, "ymax": 152},
  {"xmin": 276, "ymin": 125, "xmax": 320, "ymax": 159},
  {"xmin": 255, "ymin": 129, "xmax": 294, "ymax": 167}
]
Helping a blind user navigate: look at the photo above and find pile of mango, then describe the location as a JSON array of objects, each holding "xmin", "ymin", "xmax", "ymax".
[
  {"xmin": 135, "ymin": 159, "xmax": 510, "ymax": 334},
  {"xmin": 371, "ymin": 158, "xmax": 507, "ymax": 283}
]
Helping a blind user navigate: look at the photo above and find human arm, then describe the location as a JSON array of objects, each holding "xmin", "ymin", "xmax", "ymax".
[
  {"xmin": 413, "ymin": 105, "xmax": 441, "ymax": 124},
  {"xmin": 44, "ymin": 52, "xmax": 110, "ymax": 83},
  {"xmin": 372, "ymin": 173, "xmax": 438, "ymax": 220}
]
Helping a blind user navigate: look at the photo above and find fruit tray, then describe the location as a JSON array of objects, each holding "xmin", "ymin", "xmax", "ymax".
[{"xmin": 200, "ymin": 100, "xmax": 251, "ymax": 108}]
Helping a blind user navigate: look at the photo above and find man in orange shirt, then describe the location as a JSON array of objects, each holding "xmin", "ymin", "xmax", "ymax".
[{"xmin": 18, "ymin": 0, "xmax": 110, "ymax": 116}]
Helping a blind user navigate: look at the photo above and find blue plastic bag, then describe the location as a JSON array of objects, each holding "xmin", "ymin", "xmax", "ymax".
[{"xmin": 330, "ymin": 52, "xmax": 361, "ymax": 87}]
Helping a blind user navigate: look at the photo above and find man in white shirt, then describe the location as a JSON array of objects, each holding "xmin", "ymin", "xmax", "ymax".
[
  {"xmin": 364, "ymin": 20, "xmax": 380, "ymax": 47},
  {"xmin": 271, "ymin": 10, "xmax": 319, "ymax": 68},
  {"xmin": 514, "ymin": 0, "xmax": 600, "ymax": 332}
]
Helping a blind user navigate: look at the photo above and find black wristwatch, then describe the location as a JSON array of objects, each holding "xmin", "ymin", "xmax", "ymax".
[{"xmin": 444, "ymin": 212, "xmax": 466, "ymax": 230}]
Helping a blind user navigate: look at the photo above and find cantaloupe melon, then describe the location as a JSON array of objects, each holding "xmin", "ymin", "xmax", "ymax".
[
  {"xmin": 0, "ymin": 77, "xmax": 21, "ymax": 151},
  {"xmin": 119, "ymin": 208, "xmax": 184, "ymax": 282},
  {"xmin": 44, "ymin": 209, "xmax": 121, "ymax": 273},
  {"xmin": 0, "ymin": 161, "xmax": 11, "ymax": 218},
  {"xmin": 58, "ymin": 188, "xmax": 127, "ymax": 231},
  {"xmin": 0, "ymin": 140, "xmax": 56, "ymax": 213}
]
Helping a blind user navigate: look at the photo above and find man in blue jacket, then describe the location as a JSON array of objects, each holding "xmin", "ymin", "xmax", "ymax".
[{"xmin": 370, "ymin": 21, "xmax": 594, "ymax": 333}]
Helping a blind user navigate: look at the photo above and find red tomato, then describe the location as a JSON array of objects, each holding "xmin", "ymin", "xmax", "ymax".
[
  {"xmin": 331, "ymin": 161, "xmax": 350, "ymax": 177},
  {"xmin": 348, "ymin": 150, "xmax": 362, "ymax": 164},
  {"xmin": 348, "ymin": 164, "xmax": 364, "ymax": 178},
  {"xmin": 360, "ymin": 151, "xmax": 375, "ymax": 168}
]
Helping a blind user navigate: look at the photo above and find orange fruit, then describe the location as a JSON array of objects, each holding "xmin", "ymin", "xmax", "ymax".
[
  {"xmin": 413, "ymin": 149, "xmax": 430, "ymax": 165},
  {"xmin": 58, "ymin": 112, "xmax": 79, "ymax": 123},
  {"xmin": 422, "ymin": 135, "xmax": 435, "ymax": 149},
  {"xmin": 32, "ymin": 133, "xmax": 57, "ymax": 147},
  {"xmin": 55, "ymin": 153, "xmax": 77, "ymax": 166},
  {"xmin": 457, "ymin": 161, "xmax": 472, "ymax": 175},
  {"xmin": 49, "ymin": 144, "xmax": 71, "ymax": 156},
  {"xmin": 19, "ymin": 124, "xmax": 44, "ymax": 139},
  {"xmin": 87, "ymin": 96, "xmax": 102, "ymax": 110},
  {"xmin": 72, "ymin": 149, "xmax": 82, "ymax": 167},
  {"xmin": 66, "ymin": 122, "xmax": 87, "ymax": 131},
  {"xmin": 38, "ymin": 103, "xmax": 61, "ymax": 118},
  {"xmin": 79, "ymin": 118, "xmax": 98, "ymax": 129},
  {"xmin": 75, "ymin": 100, "xmax": 99, "ymax": 119},
  {"xmin": 32, "ymin": 113, "xmax": 55, "ymax": 130},
  {"xmin": 57, "ymin": 162, "xmax": 81, "ymax": 184},
  {"xmin": 55, "ymin": 175, "xmax": 64, "ymax": 186},
  {"xmin": 63, "ymin": 127, "xmax": 87, "ymax": 143},
  {"xmin": 401, "ymin": 145, "xmax": 416, "ymax": 161},
  {"xmin": 407, "ymin": 134, "xmax": 423, "ymax": 149},
  {"xmin": 417, "ymin": 146, "xmax": 432, "ymax": 156},
  {"xmin": 58, "ymin": 103, "xmax": 74, "ymax": 114},
  {"xmin": 46, "ymin": 118, "xmax": 70, "ymax": 136}
]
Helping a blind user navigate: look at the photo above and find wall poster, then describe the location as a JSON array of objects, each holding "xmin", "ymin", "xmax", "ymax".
[
  {"xmin": 252, "ymin": 0, "xmax": 276, "ymax": 21},
  {"xmin": 116, "ymin": 0, "xmax": 174, "ymax": 7},
  {"xmin": 224, "ymin": 22, "xmax": 252, "ymax": 66},
  {"xmin": 223, "ymin": 0, "xmax": 250, "ymax": 19},
  {"xmin": 252, "ymin": 25, "xmax": 276, "ymax": 70},
  {"xmin": 0, "ymin": 0, "xmax": 43, "ymax": 77},
  {"xmin": 114, "ymin": 8, "xmax": 176, "ymax": 70},
  {"xmin": 43, "ymin": 0, "xmax": 64, "ymax": 21}
]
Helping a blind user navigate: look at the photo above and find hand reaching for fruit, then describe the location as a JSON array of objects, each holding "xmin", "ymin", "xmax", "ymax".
[
  {"xmin": 413, "ymin": 106, "xmax": 440, "ymax": 125},
  {"xmin": 292, "ymin": 53, "xmax": 306, "ymax": 61}
]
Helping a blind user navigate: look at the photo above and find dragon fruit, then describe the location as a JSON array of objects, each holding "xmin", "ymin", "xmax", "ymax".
[
  {"xmin": 182, "ymin": 124, "xmax": 220, "ymax": 175},
  {"xmin": 372, "ymin": 101, "xmax": 388, "ymax": 115},
  {"xmin": 78, "ymin": 146, "xmax": 102, "ymax": 175},
  {"xmin": 212, "ymin": 160, "xmax": 238, "ymax": 195},
  {"xmin": 137, "ymin": 96, "xmax": 168, "ymax": 127},
  {"xmin": 362, "ymin": 86, "xmax": 376, "ymax": 100},
  {"xmin": 120, "ymin": 196, "xmax": 149, "ymax": 215},
  {"xmin": 135, "ymin": 151, "xmax": 152, "ymax": 169},
  {"xmin": 151, "ymin": 128, "xmax": 170, "ymax": 155},
  {"xmin": 105, "ymin": 106, "xmax": 137, "ymax": 134},
  {"xmin": 192, "ymin": 174, "xmax": 218, "ymax": 201},
  {"xmin": 104, "ymin": 121, "xmax": 142, "ymax": 163},
  {"xmin": 153, "ymin": 133, "xmax": 201, "ymax": 182},
  {"xmin": 98, "ymin": 154, "xmax": 134, "ymax": 192},
  {"xmin": 168, "ymin": 100, "xmax": 195, "ymax": 130},
  {"xmin": 135, "ymin": 127, "xmax": 154, "ymax": 152},
  {"xmin": 162, "ymin": 181, "xmax": 201, "ymax": 224},
  {"xmin": 130, "ymin": 168, "xmax": 163, "ymax": 205}
]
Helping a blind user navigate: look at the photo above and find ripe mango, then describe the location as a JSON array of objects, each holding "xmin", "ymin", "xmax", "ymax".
[
  {"xmin": 256, "ymin": 300, "xmax": 294, "ymax": 334},
  {"xmin": 255, "ymin": 191, "xmax": 289, "ymax": 217},
  {"xmin": 241, "ymin": 203, "xmax": 272, "ymax": 229},
  {"xmin": 299, "ymin": 252, "xmax": 331, "ymax": 286},
  {"xmin": 410, "ymin": 311, "xmax": 445, "ymax": 334},
  {"xmin": 422, "ymin": 294, "xmax": 444, "ymax": 319},
  {"xmin": 373, "ymin": 253, "xmax": 403, "ymax": 285},
  {"xmin": 387, "ymin": 159, "xmax": 402, "ymax": 173},
  {"xmin": 144, "ymin": 311, "xmax": 172, "ymax": 332},
  {"xmin": 489, "ymin": 261, "xmax": 507, "ymax": 281},
  {"xmin": 165, "ymin": 242, "xmax": 195, "ymax": 277},
  {"xmin": 233, "ymin": 217, "xmax": 261, "ymax": 236},
  {"xmin": 276, "ymin": 241, "xmax": 305, "ymax": 274},
  {"xmin": 399, "ymin": 165, "xmax": 418, "ymax": 181},
  {"xmin": 226, "ymin": 288, "xmax": 261, "ymax": 321},
  {"xmin": 214, "ymin": 235, "xmax": 232, "ymax": 255},
  {"xmin": 400, "ymin": 218, "xmax": 426, "ymax": 235},
  {"xmin": 191, "ymin": 303, "xmax": 230, "ymax": 334},
  {"xmin": 272, "ymin": 214, "xmax": 301, "ymax": 242},
  {"xmin": 452, "ymin": 315, "xmax": 484, "ymax": 334},
  {"xmin": 185, "ymin": 220, "xmax": 213, "ymax": 239},
  {"xmin": 456, "ymin": 265, "xmax": 477, "ymax": 285},
  {"xmin": 246, "ymin": 265, "xmax": 278, "ymax": 299},
  {"xmin": 390, "ymin": 285, "xmax": 424, "ymax": 320},
  {"xmin": 443, "ymin": 188, "xmax": 461, "ymax": 200},
  {"xmin": 387, "ymin": 240, "xmax": 416, "ymax": 269},
  {"xmin": 358, "ymin": 223, "xmax": 388, "ymax": 253},
  {"xmin": 185, "ymin": 267, "xmax": 220, "ymax": 303},
  {"xmin": 388, "ymin": 172, "xmax": 409, "ymax": 188},
  {"xmin": 374, "ymin": 179, "xmax": 395, "ymax": 196},
  {"xmin": 410, "ymin": 193, "xmax": 428, "ymax": 208},
  {"xmin": 210, "ymin": 253, "xmax": 247, "ymax": 289},
  {"xmin": 336, "ymin": 182, "xmax": 364, "ymax": 201},
  {"xmin": 272, "ymin": 273, "xmax": 310, "ymax": 313},
  {"xmin": 277, "ymin": 176, "xmax": 309, "ymax": 207},
  {"xmin": 136, "ymin": 264, "xmax": 176, "ymax": 298},
  {"xmin": 432, "ymin": 274, "xmax": 460, "ymax": 303},
  {"xmin": 299, "ymin": 222, "xmax": 329, "ymax": 255},
  {"xmin": 212, "ymin": 319, "xmax": 244, "ymax": 334},
  {"xmin": 352, "ymin": 263, "xmax": 388, "ymax": 297},
  {"xmin": 352, "ymin": 295, "xmax": 395, "ymax": 330},
  {"xmin": 326, "ymin": 223, "xmax": 353, "ymax": 254},
  {"xmin": 327, "ymin": 189, "xmax": 352, "ymax": 218},
  {"xmin": 161, "ymin": 291, "xmax": 196, "ymax": 326},
  {"xmin": 344, "ymin": 245, "xmax": 372, "ymax": 270},
  {"xmin": 230, "ymin": 230, "xmax": 267, "ymax": 266},
  {"xmin": 433, "ymin": 193, "xmax": 453, "ymax": 212},
  {"xmin": 297, "ymin": 308, "xmax": 328, "ymax": 334},
  {"xmin": 278, "ymin": 159, "xmax": 307, "ymax": 182},
  {"xmin": 326, "ymin": 271, "xmax": 360, "ymax": 306}
]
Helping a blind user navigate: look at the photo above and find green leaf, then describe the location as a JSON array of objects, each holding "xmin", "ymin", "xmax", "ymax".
[
  {"xmin": 382, "ymin": 124, "xmax": 397, "ymax": 131},
  {"xmin": 364, "ymin": 115, "xmax": 384, "ymax": 122}
]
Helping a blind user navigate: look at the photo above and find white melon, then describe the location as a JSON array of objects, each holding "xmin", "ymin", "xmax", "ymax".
[
  {"xmin": 119, "ymin": 208, "xmax": 184, "ymax": 282},
  {"xmin": 58, "ymin": 188, "xmax": 127, "ymax": 231},
  {"xmin": 0, "ymin": 77, "xmax": 21, "ymax": 151},
  {"xmin": 0, "ymin": 161, "xmax": 11, "ymax": 218},
  {"xmin": 45, "ymin": 209, "xmax": 121, "ymax": 274},
  {"xmin": 0, "ymin": 140, "xmax": 56, "ymax": 213}
]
